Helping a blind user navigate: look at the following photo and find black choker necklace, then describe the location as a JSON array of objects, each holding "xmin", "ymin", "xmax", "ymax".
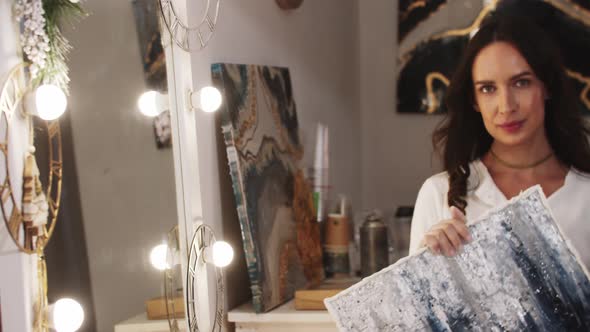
[{"xmin": 490, "ymin": 149, "xmax": 553, "ymax": 169}]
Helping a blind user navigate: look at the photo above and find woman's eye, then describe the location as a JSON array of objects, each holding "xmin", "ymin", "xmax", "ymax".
[
  {"xmin": 515, "ymin": 79, "xmax": 531, "ymax": 88},
  {"xmin": 479, "ymin": 85, "xmax": 495, "ymax": 94}
]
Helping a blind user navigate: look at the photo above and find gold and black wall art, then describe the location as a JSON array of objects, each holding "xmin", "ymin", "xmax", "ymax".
[{"xmin": 397, "ymin": 0, "xmax": 590, "ymax": 115}]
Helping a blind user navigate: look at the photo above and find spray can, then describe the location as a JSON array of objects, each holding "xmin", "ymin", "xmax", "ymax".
[{"xmin": 360, "ymin": 212, "xmax": 388, "ymax": 277}]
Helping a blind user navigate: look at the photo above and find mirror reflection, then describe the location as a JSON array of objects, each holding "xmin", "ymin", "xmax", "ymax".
[{"xmin": 48, "ymin": 0, "xmax": 179, "ymax": 330}]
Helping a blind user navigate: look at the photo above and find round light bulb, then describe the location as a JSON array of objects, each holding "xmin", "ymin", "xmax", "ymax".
[
  {"xmin": 138, "ymin": 91, "xmax": 159, "ymax": 117},
  {"xmin": 212, "ymin": 241, "xmax": 233, "ymax": 268},
  {"xmin": 197, "ymin": 86, "xmax": 222, "ymax": 113},
  {"xmin": 35, "ymin": 84, "xmax": 67, "ymax": 120},
  {"xmin": 52, "ymin": 298, "xmax": 84, "ymax": 332},
  {"xmin": 150, "ymin": 244, "xmax": 169, "ymax": 270}
]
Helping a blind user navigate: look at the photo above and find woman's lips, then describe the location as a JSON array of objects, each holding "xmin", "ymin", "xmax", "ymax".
[{"xmin": 498, "ymin": 120, "xmax": 525, "ymax": 133}]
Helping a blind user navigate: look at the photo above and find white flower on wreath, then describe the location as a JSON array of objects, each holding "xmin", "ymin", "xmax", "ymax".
[{"xmin": 14, "ymin": 0, "xmax": 50, "ymax": 79}]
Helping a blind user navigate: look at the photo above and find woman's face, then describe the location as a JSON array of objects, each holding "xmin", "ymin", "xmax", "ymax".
[{"xmin": 471, "ymin": 41, "xmax": 548, "ymax": 148}]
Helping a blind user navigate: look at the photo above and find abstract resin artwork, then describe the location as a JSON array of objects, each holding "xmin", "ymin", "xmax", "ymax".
[
  {"xmin": 326, "ymin": 186, "xmax": 590, "ymax": 331},
  {"xmin": 398, "ymin": 0, "xmax": 447, "ymax": 42},
  {"xmin": 397, "ymin": 0, "xmax": 590, "ymax": 115},
  {"xmin": 212, "ymin": 63, "xmax": 323, "ymax": 313},
  {"xmin": 131, "ymin": 0, "xmax": 167, "ymax": 92}
]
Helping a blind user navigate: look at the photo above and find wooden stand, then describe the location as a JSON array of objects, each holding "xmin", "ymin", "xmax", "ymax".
[
  {"xmin": 294, "ymin": 277, "xmax": 359, "ymax": 310},
  {"xmin": 145, "ymin": 296, "xmax": 185, "ymax": 320}
]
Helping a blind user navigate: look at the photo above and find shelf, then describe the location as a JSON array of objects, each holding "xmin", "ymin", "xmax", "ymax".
[
  {"xmin": 114, "ymin": 313, "xmax": 186, "ymax": 332},
  {"xmin": 228, "ymin": 299, "xmax": 338, "ymax": 332}
]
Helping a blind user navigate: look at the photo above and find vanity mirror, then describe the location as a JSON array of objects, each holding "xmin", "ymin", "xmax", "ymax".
[
  {"xmin": 55, "ymin": 0, "xmax": 181, "ymax": 329},
  {"xmin": 0, "ymin": 0, "xmax": 182, "ymax": 330}
]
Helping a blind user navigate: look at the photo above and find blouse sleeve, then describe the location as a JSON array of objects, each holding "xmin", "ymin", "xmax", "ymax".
[{"xmin": 408, "ymin": 177, "xmax": 445, "ymax": 255}]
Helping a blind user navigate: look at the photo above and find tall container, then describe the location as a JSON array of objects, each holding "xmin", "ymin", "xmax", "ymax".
[{"xmin": 360, "ymin": 213, "xmax": 388, "ymax": 277}]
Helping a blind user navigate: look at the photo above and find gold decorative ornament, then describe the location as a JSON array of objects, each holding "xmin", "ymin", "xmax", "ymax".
[
  {"xmin": 0, "ymin": 63, "xmax": 63, "ymax": 254},
  {"xmin": 158, "ymin": 0, "xmax": 221, "ymax": 52}
]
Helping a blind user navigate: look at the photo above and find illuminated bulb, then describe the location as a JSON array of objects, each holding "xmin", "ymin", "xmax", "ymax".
[
  {"xmin": 48, "ymin": 298, "xmax": 84, "ymax": 332},
  {"xmin": 192, "ymin": 86, "xmax": 222, "ymax": 113},
  {"xmin": 35, "ymin": 84, "xmax": 67, "ymax": 120},
  {"xmin": 212, "ymin": 241, "xmax": 233, "ymax": 268},
  {"xmin": 138, "ymin": 91, "xmax": 168, "ymax": 117},
  {"xmin": 150, "ymin": 244, "xmax": 169, "ymax": 270},
  {"xmin": 138, "ymin": 91, "xmax": 158, "ymax": 117}
]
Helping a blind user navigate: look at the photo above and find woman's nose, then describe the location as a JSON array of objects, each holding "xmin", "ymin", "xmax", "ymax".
[{"xmin": 498, "ymin": 88, "xmax": 518, "ymax": 114}]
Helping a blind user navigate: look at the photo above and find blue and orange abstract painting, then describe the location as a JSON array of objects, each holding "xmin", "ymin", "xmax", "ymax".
[
  {"xmin": 326, "ymin": 186, "xmax": 590, "ymax": 331},
  {"xmin": 212, "ymin": 63, "xmax": 323, "ymax": 313}
]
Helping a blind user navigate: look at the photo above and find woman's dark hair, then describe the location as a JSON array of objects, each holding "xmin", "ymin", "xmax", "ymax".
[{"xmin": 433, "ymin": 14, "xmax": 590, "ymax": 213}]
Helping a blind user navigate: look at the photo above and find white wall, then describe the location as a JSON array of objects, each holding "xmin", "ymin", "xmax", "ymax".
[
  {"xmin": 63, "ymin": 0, "xmax": 178, "ymax": 330},
  {"xmin": 186, "ymin": 0, "xmax": 360, "ymax": 309}
]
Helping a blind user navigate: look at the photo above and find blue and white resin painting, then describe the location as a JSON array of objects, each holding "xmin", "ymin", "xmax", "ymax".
[{"xmin": 325, "ymin": 186, "xmax": 590, "ymax": 331}]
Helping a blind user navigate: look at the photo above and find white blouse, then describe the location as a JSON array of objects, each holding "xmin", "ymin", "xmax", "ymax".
[{"xmin": 409, "ymin": 159, "xmax": 590, "ymax": 270}]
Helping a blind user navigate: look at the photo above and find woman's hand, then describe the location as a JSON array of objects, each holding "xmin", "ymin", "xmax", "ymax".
[{"xmin": 420, "ymin": 206, "xmax": 472, "ymax": 256}]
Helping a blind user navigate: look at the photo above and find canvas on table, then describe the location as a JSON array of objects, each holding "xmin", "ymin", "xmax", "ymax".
[
  {"xmin": 212, "ymin": 63, "xmax": 323, "ymax": 313},
  {"xmin": 325, "ymin": 186, "xmax": 590, "ymax": 331}
]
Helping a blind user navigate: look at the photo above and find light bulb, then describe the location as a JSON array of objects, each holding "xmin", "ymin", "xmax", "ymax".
[
  {"xmin": 50, "ymin": 298, "xmax": 84, "ymax": 332},
  {"xmin": 138, "ymin": 91, "xmax": 169, "ymax": 117},
  {"xmin": 138, "ymin": 91, "xmax": 159, "ymax": 117},
  {"xmin": 150, "ymin": 244, "xmax": 169, "ymax": 270},
  {"xmin": 212, "ymin": 241, "xmax": 233, "ymax": 268},
  {"xmin": 195, "ymin": 86, "xmax": 222, "ymax": 113},
  {"xmin": 35, "ymin": 84, "xmax": 67, "ymax": 120}
]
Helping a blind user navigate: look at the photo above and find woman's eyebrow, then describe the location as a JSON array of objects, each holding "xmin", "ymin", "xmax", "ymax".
[
  {"xmin": 474, "ymin": 71, "xmax": 533, "ymax": 85},
  {"xmin": 474, "ymin": 79, "xmax": 494, "ymax": 86},
  {"xmin": 510, "ymin": 71, "xmax": 533, "ymax": 80}
]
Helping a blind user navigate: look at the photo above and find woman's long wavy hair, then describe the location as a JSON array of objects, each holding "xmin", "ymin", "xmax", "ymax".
[{"xmin": 433, "ymin": 14, "xmax": 590, "ymax": 213}]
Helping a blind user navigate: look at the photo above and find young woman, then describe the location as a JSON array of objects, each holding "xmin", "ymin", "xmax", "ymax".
[{"xmin": 408, "ymin": 14, "xmax": 590, "ymax": 271}]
